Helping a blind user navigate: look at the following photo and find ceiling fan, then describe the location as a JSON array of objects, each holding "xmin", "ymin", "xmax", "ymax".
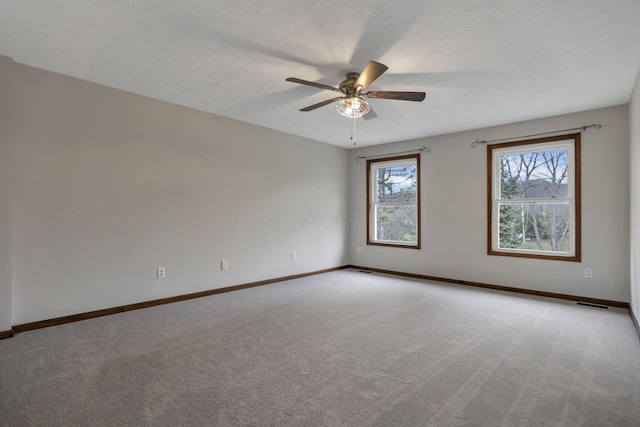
[{"xmin": 286, "ymin": 61, "xmax": 425, "ymax": 120}]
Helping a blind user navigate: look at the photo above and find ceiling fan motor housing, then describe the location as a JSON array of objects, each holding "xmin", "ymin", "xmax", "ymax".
[{"xmin": 340, "ymin": 72, "xmax": 361, "ymax": 94}]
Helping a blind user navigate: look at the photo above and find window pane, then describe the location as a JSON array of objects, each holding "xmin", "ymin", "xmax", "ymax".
[
  {"xmin": 374, "ymin": 165, "xmax": 417, "ymax": 203},
  {"xmin": 489, "ymin": 134, "xmax": 579, "ymax": 260},
  {"xmin": 375, "ymin": 205, "xmax": 417, "ymax": 243},
  {"xmin": 498, "ymin": 202, "xmax": 570, "ymax": 252},
  {"xmin": 500, "ymin": 149, "xmax": 569, "ymax": 200},
  {"xmin": 368, "ymin": 154, "xmax": 420, "ymax": 249}
]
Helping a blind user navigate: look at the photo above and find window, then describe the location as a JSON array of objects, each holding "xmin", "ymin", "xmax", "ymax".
[
  {"xmin": 367, "ymin": 154, "xmax": 420, "ymax": 248},
  {"xmin": 488, "ymin": 134, "xmax": 581, "ymax": 261}
]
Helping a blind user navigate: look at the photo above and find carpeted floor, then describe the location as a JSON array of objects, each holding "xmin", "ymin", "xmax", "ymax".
[{"xmin": 1, "ymin": 269, "xmax": 639, "ymax": 426}]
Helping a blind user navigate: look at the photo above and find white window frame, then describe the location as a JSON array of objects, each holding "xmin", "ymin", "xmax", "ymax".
[
  {"xmin": 367, "ymin": 154, "xmax": 420, "ymax": 249},
  {"xmin": 488, "ymin": 134, "xmax": 581, "ymax": 261}
]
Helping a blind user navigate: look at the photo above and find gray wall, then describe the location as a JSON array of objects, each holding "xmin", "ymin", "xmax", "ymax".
[
  {"xmin": 2, "ymin": 58, "xmax": 635, "ymax": 330},
  {"xmin": 0, "ymin": 56, "xmax": 12, "ymax": 331},
  {"xmin": 349, "ymin": 105, "xmax": 630, "ymax": 303},
  {"xmin": 631, "ymin": 70, "xmax": 640, "ymax": 317},
  {"xmin": 9, "ymin": 63, "xmax": 349, "ymax": 325}
]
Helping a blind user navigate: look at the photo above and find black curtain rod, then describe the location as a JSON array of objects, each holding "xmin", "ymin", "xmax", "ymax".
[
  {"xmin": 471, "ymin": 124, "xmax": 602, "ymax": 147},
  {"xmin": 355, "ymin": 146, "xmax": 429, "ymax": 162}
]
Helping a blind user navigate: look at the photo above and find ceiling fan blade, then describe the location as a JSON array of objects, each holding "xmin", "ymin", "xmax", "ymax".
[
  {"xmin": 365, "ymin": 91, "xmax": 426, "ymax": 102},
  {"xmin": 286, "ymin": 77, "xmax": 343, "ymax": 93},
  {"xmin": 354, "ymin": 61, "xmax": 388, "ymax": 91},
  {"xmin": 299, "ymin": 97, "xmax": 345, "ymax": 111},
  {"xmin": 363, "ymin": 107, "xmax": 377, "ymax": 120}
]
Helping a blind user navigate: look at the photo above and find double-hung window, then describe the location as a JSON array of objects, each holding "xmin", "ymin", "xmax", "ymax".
[
  {"xmin": 488, "ymin": 134, "xmax": 581, "ymax": 261},
  {"xmin": 367, "ymin": 154, "xmax": 420, "ymax": 248}
]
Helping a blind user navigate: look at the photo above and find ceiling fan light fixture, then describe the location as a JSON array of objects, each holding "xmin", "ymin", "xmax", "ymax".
[{"xmin": 336, "ymin": 96, "xmax": 370, "ymax": 118}]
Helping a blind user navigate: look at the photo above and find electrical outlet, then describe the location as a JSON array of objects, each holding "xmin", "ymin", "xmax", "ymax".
[
  {"xmin": 357, "ymin": 247, "xmax": 361, "ymax": 254},
  {"xmin": 157, "ymin": 267, "xmax": 166, "ymax": 279},
  {"xmin": 585, "ymin": 268, "xmax": 593, "ymax": 279},
  {"xmin": 291, "ymin": 251, "xmax": 297, "ymax": 261},
  {"xmin": 221, "ymin": 260, "xmax": 229, "ymax": 271}
]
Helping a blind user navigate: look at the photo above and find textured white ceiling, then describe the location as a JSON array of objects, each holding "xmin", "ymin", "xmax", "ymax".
[{"xmin": 1, "ymin": 0, "xmax": 639, "ymax": 148}]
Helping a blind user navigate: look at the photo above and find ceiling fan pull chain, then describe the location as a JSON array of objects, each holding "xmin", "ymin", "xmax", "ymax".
[{"xmin": 351, "ymin": 115, "xmax": 356, "ymax": 144}]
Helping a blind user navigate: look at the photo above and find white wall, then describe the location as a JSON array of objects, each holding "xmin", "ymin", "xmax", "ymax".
[
  {"xmin": 630, "ymin": 70, "xmax": 640, "ymax": 316},
  {"xmin": 10, "ymin": 63, "xmax": 350, "ymax": 325},
  {"xmin": 349, "ymin": 105, "xmax": 630, "ymax": 303},
  {"xmin": 0, "ymin": 56, "xmax": 12, "ymax": 332}
]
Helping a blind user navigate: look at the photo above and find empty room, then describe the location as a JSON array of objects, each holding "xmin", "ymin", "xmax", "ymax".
[{"xmin": 1, "ymin": 1, "xmax": 640, "ymax": 426}]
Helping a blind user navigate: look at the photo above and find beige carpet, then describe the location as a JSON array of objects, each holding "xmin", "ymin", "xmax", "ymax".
[{"xmin": 1, "ymin": 269, "xmax": 639, "ymax": 426}]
